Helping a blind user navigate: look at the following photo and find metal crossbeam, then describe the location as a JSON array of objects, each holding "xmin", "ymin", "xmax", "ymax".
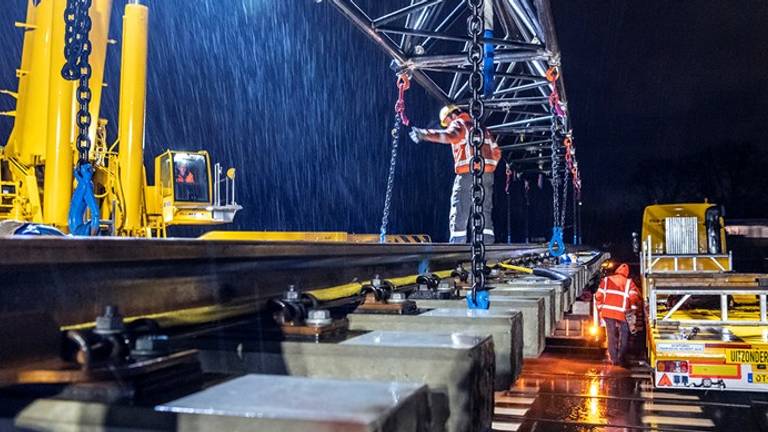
[{"xmin": 327, "ymin": 0, "xmax": 578, "ymax": 175}]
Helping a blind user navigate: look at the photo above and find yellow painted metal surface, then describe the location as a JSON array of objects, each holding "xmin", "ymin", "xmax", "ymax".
[
  {"xmin": 349, "ymin": 234, "xmax": 432, "ymax": 243},
  {"xmin": 1, "ymin": 3, "xmax": 34, "ymax": 158},
  {"xmin": 42, "ymin": 0, "xmax": 75, "ymax": 230},
  {"xmin": 5, "ymin": 158, "xmax": 42, "ymax": 221},
  {"xmin": 646, "ymin": 255, "xmax": 731, "ymax": 273},
  {"xmin": 117, "ymin": 3, "xmax": 149, "ymax": 233},
  {"xmin": 641, "ymin": 203, "xmax": 726, "ymax": 254},
  {"xmin": 200, "ymin": 231, "xmax": 350, "ymax": 242},
  {"xmin": 86, "ymin": 0, "xmax": 113, "ymax": 147},
  {"xmin": 9, "ymin": 0, "xmax": 54, "ymax": 165},
  {"xmin": 200, "ymin": 231, "xmax": 432, "ymax": 243},
  {"xmin": 690, "ymin": 364, "xmax": 740, "ymax": 378},
  {"xmin": 2, "ymin": 2, "xmax": 243, "ymax": 236}
]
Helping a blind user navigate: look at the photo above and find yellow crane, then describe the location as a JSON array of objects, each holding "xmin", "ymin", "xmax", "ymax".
[{"xmin": 0, "ymin": 0, "xmax": 241, "ymax": 237}]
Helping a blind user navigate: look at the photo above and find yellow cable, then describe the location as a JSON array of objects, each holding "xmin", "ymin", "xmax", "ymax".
[
  {"xmin": 62, "ymin": 301, "xmax": 260, "ymax": 331},
  {"xmin": 308, "ymin": 270, "xmax": 454, "ymax": 301},
  {"xmin": 62, "ymin": 270, "xmax": 460, "ymax": 331},
  {"xmin": 498, "ymin": 262, "xmax": 534, "ymax": 274}
]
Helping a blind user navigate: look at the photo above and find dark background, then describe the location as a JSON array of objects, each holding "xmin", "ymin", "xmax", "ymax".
[{"xmin": 1, "ymin": 1, "xmax": 766, "ymax": 261}]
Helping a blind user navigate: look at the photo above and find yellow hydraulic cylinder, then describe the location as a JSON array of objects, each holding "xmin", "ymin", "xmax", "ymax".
[
  {"xmin": 9, "ymin": 0, "xmax": 55, "ymax": 165},
  {"xmin": 117, "ymin": 3, "xmax": 149, "ymax": 232},
  {"xmin": 43, "ymin": 0, "xmax": 75, "ymax": 229},
  {"xmin": 86, "ymin": 0, "xmax": 113, "ymax": 146}
]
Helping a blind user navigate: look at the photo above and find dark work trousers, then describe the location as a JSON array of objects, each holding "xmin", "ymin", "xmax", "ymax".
[
  {"xmin": 604, "ymin": 317, "xmax": 629, "ymax": 364},
  {"xmin": 449, "ymin": 172, "xmax": 495, "ymax": 244}
]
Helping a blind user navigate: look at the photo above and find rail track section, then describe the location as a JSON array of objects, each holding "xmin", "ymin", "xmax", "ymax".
[{"xmin": 0, "ymin": 237, "xmax": 608, "ymax": 431}]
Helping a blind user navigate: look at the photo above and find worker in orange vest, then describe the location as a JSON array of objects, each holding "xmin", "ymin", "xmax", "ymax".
[
  {"xmin": 409, "ymin": 105, "xmax": 502, "ymax": 243},
  {"xmin": 595, "ymin": 263, "xmax": 641, "ymax": 367},
  {"xmin": 176, "ymin": 164, "xmax": 195, "ymax": 184}
]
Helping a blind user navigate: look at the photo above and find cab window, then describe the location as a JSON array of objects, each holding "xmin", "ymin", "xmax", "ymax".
[
  {"xmin": 172, "ymin": 153, "xmax": 209, "ymax": 203},
  {"xmin": 160, "ymin": 154, "xmax": 172, "ymax": 198}
]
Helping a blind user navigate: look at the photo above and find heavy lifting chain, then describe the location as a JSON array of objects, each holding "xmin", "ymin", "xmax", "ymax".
[
  {"xmin": 467, "ymin": 0, "xmax": 486, "ymax": 303},
  {"xmin": 547, "ymin": 66, "xmax": 567, "ymax": 257},
  {"xmin": 379, "ymin": 74, "xmax": 410, "ymax": 243},
  {"xmin": 62, "ymin": 0, "xmax": 93, "ymax": 164},
  {"xmin": 62, "ymin": 0, "xmax": 99, "ymax": 236}
]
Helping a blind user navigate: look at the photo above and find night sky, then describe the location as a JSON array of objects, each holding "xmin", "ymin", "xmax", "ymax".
[
  {"xmin": 553, "ymin": 1, "xmax": 768, "ymax": 257},
  {"xmin": 0, "ymin": 1, "xmax": 766, "ymax": 257}
]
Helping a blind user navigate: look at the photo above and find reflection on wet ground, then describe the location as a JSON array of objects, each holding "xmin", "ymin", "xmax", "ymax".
[{"xmin": 492, "ymin": 354, "xmax": 768, "ymax": 431}]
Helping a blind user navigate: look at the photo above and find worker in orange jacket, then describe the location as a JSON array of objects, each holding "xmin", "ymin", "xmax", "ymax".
[
  {"xmin": 409, "ymin": 105, "xmax": 502, "ymax": 243},
  {"xmin": 595, "ymin": 263, "xmax": 641, "ymax": 366}
]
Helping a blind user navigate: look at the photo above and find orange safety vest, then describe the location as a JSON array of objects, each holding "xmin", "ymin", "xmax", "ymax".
[
  {"xmin": 422, "ymin": 113, "xmax": 501, "ymax": 174},
  {"xmin": 596, "ymin": 275, "xmax": 640, "ymax": 321},
  {"xmin": 176, "ymin": 171, "xmax": 195, "ymax": 184}
]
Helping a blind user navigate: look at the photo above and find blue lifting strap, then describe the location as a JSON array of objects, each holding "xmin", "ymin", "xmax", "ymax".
[
  {"xmin": 466, "ymin": 289, "xmax": 490, "ymax": 310},
  {"xmin": 14, "ymin": 223, "xmax": 65, "ymax": 236},
  {"xmin": 68, "ymin": 163, "xmax": 100, "ymax": 236},
  {"xmin": 483, "ymin": 29, "xmax": 495, "ymax": 97},
  {"xmin": 548, "ymin": 226, "xmax": 566, "ymax": 257}
]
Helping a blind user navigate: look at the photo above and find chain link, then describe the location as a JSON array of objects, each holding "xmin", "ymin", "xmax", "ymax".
[
  {"xmin": 379, "ymin": 75, "xmax": 410, "ymax": 244},
  {"xmin": 547, "ymin": 67, "xmax": 570, "ymax": 257},
  {"xmin": 379, "ymin": 113, "xmax": 402, "ymax": 243},
  {"xmin": 560, "ymin": 137, "xmax": 570, "ymax": 229},
  {"xmin": 467, "ymin": 0, "xmax": 486, "ymax": 302},
  {"xmin": 62, "ymin": 0, "xmax": 93, "ymax": 165},
  {"xmin": 550, "ymin": 112, "xmax": 560, "ymax": 228}
]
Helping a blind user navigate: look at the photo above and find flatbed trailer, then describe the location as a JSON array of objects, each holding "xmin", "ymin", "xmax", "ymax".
[{"xmin": 647, "ymin": 272, "xmax": 768, "ymax": 391}]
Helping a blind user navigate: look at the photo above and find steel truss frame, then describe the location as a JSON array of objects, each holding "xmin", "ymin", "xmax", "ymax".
[{"xmin": 328, "ymin": 0, "xmax": 575, "ymax": 176}]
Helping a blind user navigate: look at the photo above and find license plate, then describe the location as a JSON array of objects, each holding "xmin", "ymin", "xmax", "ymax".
[
  {"xmin": 753, "ymin": 373, "xmax": 768, "ymax": 384},
  {"xmin": 725, "ymin": 349, "xmax": 768, "ymax": 364}
]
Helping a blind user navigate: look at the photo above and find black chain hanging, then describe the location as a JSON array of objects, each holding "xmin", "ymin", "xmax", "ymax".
[
  {"xmin": 62, "ymin": 0, "xmax": 93, "ymax": 165},
  {"xmin": 550, "ymin": 114, "xmax": 561, "ymax": 226},
  {"xmin": 379, "ymin": 113, "xmax": 402, "ymax": 243},
  {"xmin": 467, "ymin": 0, "xmax": 486, "ymax": 303},
  {"xmin": 560, "ymin": 138, "xmax": 569, "ymax": 230},
  {"xmin": 379, "ymin": 74, "xmax": 410, "ymax": 243},
  {"xmin": 547, "ymin": 67, "xmax": 567, "ymax": 257}
]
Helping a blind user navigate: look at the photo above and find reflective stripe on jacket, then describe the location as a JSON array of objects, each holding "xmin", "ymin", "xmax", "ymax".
[
  {"xmin": 595, "ymin": 274, "xmax": 641, "ymax": 321},
  {"xmin": 420, "ymin": 113, "xmax": 501, "ymax": 174}
]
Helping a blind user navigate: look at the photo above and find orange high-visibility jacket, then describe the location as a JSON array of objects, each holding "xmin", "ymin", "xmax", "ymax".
[
  {"xmin": 595, "ymin": 264, "xmax": 641, "ymax": 321},
  {"xmin": 420, "ymin": 112, "xmax": 501, "ymax": 174}
]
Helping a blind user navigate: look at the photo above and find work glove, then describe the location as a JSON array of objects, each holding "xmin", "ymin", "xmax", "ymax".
[{"xmin": 409, "ymin": 127, "xmax": 427, "ymax": 143}]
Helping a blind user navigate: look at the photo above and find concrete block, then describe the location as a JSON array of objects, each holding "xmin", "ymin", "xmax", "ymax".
[
  {"xmin": 413, "ymin": 298, "xmax": 543, "ymax": 359},
  {"xmin": 444, "ymin": 284, "xmax": 558, "ymax": 337},
  {"xmin": 551, "ymin": 265, "xmax": 587, "ymax": 301},
  {"xmin": 481, "ymin": 284, "xmax": 558, "ymax": 335},
  {"xmin": 347, "ymin": 308, "xmax": 524, "ymax": 388},
  {"xmin": 9, "ymin": 400, "xmax": 175, "ymax": 431},
  {"xmin": 11, "ymin": 375, "xmax": 431, "ymax": 432},
  {"xmin": 198, "ymin": 331, "xmax": 495, "ymax": 432},
  {"xmin": 157, "ymin": 374, "xmax": 431, "ymax": 432},
  {"xmin": 500, "ymin": 276, "xmax": 567, "ymax": 318}
]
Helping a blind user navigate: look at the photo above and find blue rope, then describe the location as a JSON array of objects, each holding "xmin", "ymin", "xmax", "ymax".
[
  {"xmin": 466, "ymin": 289, "xmax": 490, "ymax": 310},
  {"xmin": 68, "ymin": 163, "xmax": 100, "ymax": 236},
  {"xmin": 548, "ymin": 226, "xmax": 566, "ymax": 257}
]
